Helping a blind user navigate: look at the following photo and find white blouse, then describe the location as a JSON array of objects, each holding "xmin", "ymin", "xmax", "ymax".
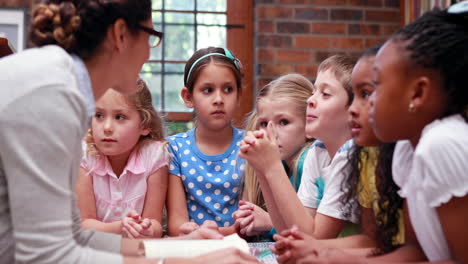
[{"xmin": 393, "ymin": 114, "xmax": 468, "ymax": 261}]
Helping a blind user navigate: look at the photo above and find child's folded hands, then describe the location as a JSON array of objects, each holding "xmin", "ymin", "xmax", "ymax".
[
  {"xmin": 234, "ymin": 200, "xmax": 272, "ymax": 237},
  {"xmin": 239, "ymin": 122, "xmax": 282, "ymax": 175},
  {"xmin": 121, "ymin": 210, "xmax": 155, "ymax": 238}
]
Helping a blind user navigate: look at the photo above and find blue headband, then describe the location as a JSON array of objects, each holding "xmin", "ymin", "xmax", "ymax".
[{"xmin": 185, "ymin": 48, "xmax": 241, "ymax": 84}]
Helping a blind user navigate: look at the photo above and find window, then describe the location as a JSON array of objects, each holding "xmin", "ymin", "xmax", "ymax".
[{"xmin": 141, "ymin": 0, "xmax": 253, "ymax": 135}]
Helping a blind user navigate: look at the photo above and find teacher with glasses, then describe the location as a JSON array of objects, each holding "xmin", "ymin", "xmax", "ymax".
[{"xmin": 0, "ymin": 1, "xmax": 258, "ymax": 264}]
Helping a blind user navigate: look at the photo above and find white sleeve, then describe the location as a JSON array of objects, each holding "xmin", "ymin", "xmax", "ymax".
[
  {"xmin": 0, "ymin": 86, "xmax": 122, "ymax": 263},
  {"xmin": 416, "ymin": 119, "xmax": 468, "ymax": 207},
  {"xmin": 297, "ymin": 148, "xmax": 320, "ymax": 208},
  {"xmin": 392, "ymin": 140, "xmax": 414, "ymax": 198},
  {"xmin": 317, "ymin": 151, "xmax": 359, "ymax": 223}
]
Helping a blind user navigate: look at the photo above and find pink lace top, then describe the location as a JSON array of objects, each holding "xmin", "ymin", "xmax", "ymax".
[{"xmin": 81, "ymin": 141, "xmax": 169, "ymax": 222}]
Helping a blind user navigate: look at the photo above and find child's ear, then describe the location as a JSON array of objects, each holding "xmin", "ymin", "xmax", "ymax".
[
  {"xmin": 181, "ymin": 87, "xmax": 194, "ymax": 108},
  {"xmin": 409, "ymin": 76, "xmax": 430, "ymax": 111},
  {"xmin": 141, "ymin": 128, "xmax": 151, "ymax": 136}
]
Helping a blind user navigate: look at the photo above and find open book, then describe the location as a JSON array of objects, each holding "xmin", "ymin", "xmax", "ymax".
[{"xmin": 140, "ymin": 233, "xmax": 250, "ymax": 258}]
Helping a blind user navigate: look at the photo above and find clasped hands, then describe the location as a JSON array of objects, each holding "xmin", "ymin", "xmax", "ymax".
[
  {"xmin": 273, "ymin": 226, "xmax": 359, "ymax": 264},
  {"xmin": 121, "ymin": 210, "xmax": 156, "ymax": 238},
  {"xmin": 233, "ymin": 200, "xmax": 273, "ymax": 237},
  {"xmin": 239, "ymin": 122, "xmax": 282, "ymax": 175}
]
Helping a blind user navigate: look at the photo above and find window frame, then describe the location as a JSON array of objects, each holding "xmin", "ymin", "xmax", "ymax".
[{"xmin": 149, "ymin": 1, "xmax": 253, "ymax": 128}]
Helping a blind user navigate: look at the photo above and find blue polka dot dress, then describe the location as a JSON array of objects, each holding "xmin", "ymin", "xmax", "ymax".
[{"xmin": 167, "ymin": 127, "xmax": 245, "ymax": 227}]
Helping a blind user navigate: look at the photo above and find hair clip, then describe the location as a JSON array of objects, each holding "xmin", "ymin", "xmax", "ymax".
[
  {"xmin": 224, "ymin": 48, "xmax": 242, "ymax": 71},
  {"xmin": 448, "ymin": 1, "xmax": 468, "ymax": 14}
]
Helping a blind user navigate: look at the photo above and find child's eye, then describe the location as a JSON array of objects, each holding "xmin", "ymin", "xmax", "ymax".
[
  {"xmin": 361, "ymin": 90, "xmax": 370, "ymax": 99},
  {"xmin": 224, "ymin": 87, "xmax": 234, "ymax": 93},
  {"xmin": 279, "ymin": 119, "xmax": 289, "ymax": 126},
  {"xmin": 259, "ymin": 121, "xmax": 268, "ymax": 128},
  {"xmin": 95, "ymin": 113, "xmax": 103, "ymax": 119},
  {"xmin": 115, "ymin": 114, "xmax": 126, "ymax": 120},
  {"xmin": 321, "ymin": 92, "xmax": 331, "ymax": 98},
  {"xmin": 202, "ymin": 87, "xmax": 213, "ymax": 94}
]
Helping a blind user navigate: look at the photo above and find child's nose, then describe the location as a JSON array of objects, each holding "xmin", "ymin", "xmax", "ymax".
[
  {"xmin": 103, "ymin": 118, "xmax": 113, "ymax": 133},
  {"xmin": 213, "ymin": 90, "xmax": 224, "ymax": 104},
  {"xmin": 348, "ymin": 100, "xmax": 358, "ymax": 117},
  {"xmin": 307, "ymin": 94, "xmax": 316, "ymax": 108}
]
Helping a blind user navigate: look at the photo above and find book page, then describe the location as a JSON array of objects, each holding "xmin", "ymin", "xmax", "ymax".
[{"xmin": 140, "ymin": 234, "xmax": 250, "ymax": 258}]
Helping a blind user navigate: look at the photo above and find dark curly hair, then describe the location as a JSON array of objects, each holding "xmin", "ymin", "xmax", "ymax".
[
  {"xmin": 391, "ymin": 7, "xmax": 468, "ymax": 121},
  {"xmin": 340, "ymin": 144, "xmax": 363, "ymax": 222},
  {"xmin": 374, "ymin": 142, "xmax": 401, "ymax": 254},
  {"xmin": 30, "ymin": 0, "xmax": 152, "ymax": 60},
  {"xmin": 341, "ymin": 143, "xmax": 402, "ymax": 255}
]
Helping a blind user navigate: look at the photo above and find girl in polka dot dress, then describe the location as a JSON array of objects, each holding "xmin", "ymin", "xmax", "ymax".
[
  {"xmin": 166, "ymin": 47, "xmax": 245, "ymax": 236},
  {"xmin": 77, "ymin": 79, "xmax": 169, "ymax": 238}
]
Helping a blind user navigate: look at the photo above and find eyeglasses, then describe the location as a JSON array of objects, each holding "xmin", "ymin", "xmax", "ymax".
[{"xmin": 137, "ymin": 24, "xmax": 164, "ymax": 48}]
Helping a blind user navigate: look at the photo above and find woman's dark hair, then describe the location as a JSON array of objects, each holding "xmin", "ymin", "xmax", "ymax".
[
  {"xmin": 183, "ymin": 47, "xmax": 242, "ymax": 93},
  {"xmin": 30, "ymin": 0, "xmax": 152, "ymax": 59},
  {"xmin": 391, "ymin": 7, "xmax": 468, "ymax": 121}
]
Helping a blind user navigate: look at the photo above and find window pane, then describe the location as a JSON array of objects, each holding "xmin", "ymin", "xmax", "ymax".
[
  {"xmin": 197, "ymin": 13, "xmax": 227, "ymax": 26},
  {"xmin": 141, "ymin": 62, "xmax": 162, "ymax": 74},
  {"xmin": 152, "ymin": 0, "xmax": 162, "ymax": 9},
  {"xmin": 152, "ymin": 11, "xmax": 162, "ymax": 23},
  {"xmin": 164, "ymin": 25, "xmax": 195, "ymax": 61},
  {"xmin": 164, "ymin": 74, "xmax": 189, "ymax": 112},
  {"xmin": 197, "ymin": 26, "xmax": 226, "ymax": 49},
  {"xmin": 140, "ymin": 74, "xmax": 162, "ymax": 110},
  {"xmin": 165, "ymin": 63, "xmax": 186, "ymax": 73},
  {"xmin": 165, "ymin": 0, "xmax": 194, "ymax": 11},
  {"xmin": 164, "ymin": 12, "xmax": 194, "ymax": 24},
  {"xmin": 197, "ymin": 0, "xmax": 226, "ymax": 12}
]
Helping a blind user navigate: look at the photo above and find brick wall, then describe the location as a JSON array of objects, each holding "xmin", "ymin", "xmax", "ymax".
[
  {"xmin": 0, "ymin": 0, "xmax": 30, "ymax": 7},
  {"xmin": 254, "ymin": 0, "xmax": 401, "ymax": 89},
  {"xmin": 2, "ymin": 0, "xmax": 402, "ymax": 94}
]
